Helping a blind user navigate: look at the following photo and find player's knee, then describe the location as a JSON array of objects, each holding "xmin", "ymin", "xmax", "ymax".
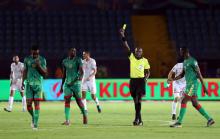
[
  {"xmin": 192, "ymin": 102, "xmax": 198, "ymax": 108},
  {"xmin": 10, "ymin": 92, "xmax": 14, "ymax": 96},
  {"xmin": 82, "ymin": 92, "xmax": 86, "ymax": 98},
  {"xmin": 175, "ymin": 97, "xmax": 181, "ymax": 102},
  {"xmin": 134, "ymin": 99, "xmax": 141, "ymax": 104}
]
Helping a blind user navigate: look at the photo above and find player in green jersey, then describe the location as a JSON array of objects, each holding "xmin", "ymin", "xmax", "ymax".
[
  {"xmin": 60, "ymin": 48, "xmax": 87, "ymax": 125},
  {"xmin": 169, "ymin": 47, "xmax": 215, "ymax": 128},
  {"xmin": 22, "ymin": 45, "xmax": 47, "ymax": 130}
]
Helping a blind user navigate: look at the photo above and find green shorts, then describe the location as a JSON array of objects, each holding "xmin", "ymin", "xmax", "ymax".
[
  {"xmin": 25, "ymin": 84, "xmax": 43, "ymax": 101},
  {"xmin": 185, "ymin": 80, "xmax": 199, "ymax": 97},
  {"xmin": 63, "ymin": 81, "xmax": 82, "ymax": 99}
]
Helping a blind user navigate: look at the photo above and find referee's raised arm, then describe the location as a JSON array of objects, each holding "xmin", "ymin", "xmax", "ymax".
[{"xmin": 119, "ymin": 28, "xmax": 131, "ymax": 55}]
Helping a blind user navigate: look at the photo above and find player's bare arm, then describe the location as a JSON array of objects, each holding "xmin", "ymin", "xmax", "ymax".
[
  {"xmin": 87, "ymin": 68, "xmax": 96, "ymax": 81},
  {"xmin": 144, "ymin": 69, "xmax": 150, "ymax": 81},
  {"xmin": 22, "ymin": 68, "xmax": 27, "ymax": 88},
  {"xmin": 195, "ymin": 66, "xmax": 209, "ymax": 95},
  {"xmin": 60, "ymin": 65, "xmax": 66, "ymax": 93},
  {"xmin": 167, "ymin": 70, "xmax": 175, "ymax": 84},
  {"xmin": 78, "ymin": 66, "xmax": 84, "ymax": 81},
  {"xmin": 173, "ymin": 70, "xmax": 185, "ymax": 81},
  {"xmin": 35, "ymin": 59, "xmax": 47, "ymax": 77},
  {"xmin": 119, "ymin": 28, "xmax": 131, "ymax": 54},
  {"xmin": 10, "ymin": 71, "xmax": 13, "ymax": 85}
]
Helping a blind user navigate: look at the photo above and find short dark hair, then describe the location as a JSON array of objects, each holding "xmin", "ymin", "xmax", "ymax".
[
  {"xmin": 177, "ymin": 57, "xmax": 184, "ymax": 63},
  {"xmin": 31, "ymin": 44, "xmax": 39, "ymax": 50},
  {"xmin": 83, "ymin": 50, "xmax": 90, "ymax": 55},
  {"xmin": 180, "ymin": 47, "xmax": 189, "ymax": 52},
  {"xmin": 69, "ymin": 47, "xmax": 76, "ymax": 50},
  {"xmin": 134, "ymin": 47, "xmax": 143, "ymax": 51}
]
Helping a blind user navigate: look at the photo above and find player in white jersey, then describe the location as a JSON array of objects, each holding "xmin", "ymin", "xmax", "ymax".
[
  {"xmin": 82, "ymin": 51, "xmax": 101, "ymax": 113},
  {"xmin": 4, "ymin": 56, "xmax": 27, "ymax": 112},
  {"xmin": 167, "ymin": 60, "xmax": 186, "ymax": 120}
]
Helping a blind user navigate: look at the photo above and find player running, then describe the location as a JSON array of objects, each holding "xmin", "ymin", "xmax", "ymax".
[
  {"xmin": 23, "ymin": 45, "xmax": 47, "ymax": 130},
  {"xmin": 60, "ymin": 48, "xmax": 87, "ymax": 125},
  {"xmin": 167, "ymin": 59, "xmax": 186, "ymax": 121},
  {"xmin": 82, "ymin": 51, "xmax": 101, "ymax": 113},
  {"xmin": 4, "ymin": 55, "xmax": 26, "ymax": 112},
  {"xmin": 170, "ymin": 47, "xmax": 215, "ymax": 128},
  {"xmin": 119, "ymin": 28, "xmax": 150, "ymax": 126}
]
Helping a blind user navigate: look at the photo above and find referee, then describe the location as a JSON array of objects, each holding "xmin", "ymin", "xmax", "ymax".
[{"xmin": 119, "ymin": 28, "xmax": 150, "ymax": 126}]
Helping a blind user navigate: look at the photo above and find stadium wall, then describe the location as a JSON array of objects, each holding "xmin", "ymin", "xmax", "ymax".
[{"xmin": 0, "ymin": 79, "xmax": 219, "ymax": 101}]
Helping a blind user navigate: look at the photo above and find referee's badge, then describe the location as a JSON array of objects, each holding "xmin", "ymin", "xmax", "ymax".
[{"xmin": 138, "ymin": 65, "xmax": 144, "ymax": 70}]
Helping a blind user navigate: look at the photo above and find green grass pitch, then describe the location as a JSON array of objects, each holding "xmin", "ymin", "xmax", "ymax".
[{"xmin": 0, "ymin": 101, "xmax": 219, "ymax": 139}]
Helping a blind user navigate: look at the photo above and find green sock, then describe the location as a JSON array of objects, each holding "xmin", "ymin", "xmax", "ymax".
[
  {"xmin": 65, "ymin": 107, "xmax": 70, "ymax": 121},
  {"xmin": 82, "ymin": 108, "xmax": 87, "ymax": 116},
  {"xmin": 178, "ymin": 107, "xmax": 187, "ymax": 124},
  {"xmin": 27, "ymin": 109, "xmax": 34, "ymax": 123},
  {"xmin": 198, "ymin": 107, "xmax": 211, "ymax": 120},
  {"xmin": 75, "ymin": 98, "xmax": 87, "ymax": 116},
  {"xmin": 34, "ymin": 110, "xmax": 40, "ymax": 127}
]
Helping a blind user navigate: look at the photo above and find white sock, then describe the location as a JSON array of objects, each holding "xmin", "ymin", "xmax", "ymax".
[
  {"xmin": 172, "ymin": 101, "xmax": 177, "ymax": 115},
  {"xmin": 95, "ymin": 98, "xmax": 100, "ymax": 106},
  {"xmin": 82, "ymin": 99, "xmax": 87, "ymax": 110},
  {"xmin": 8, "ymin": 96, "xmax": 14, "ymax": 110},
  {"xmin": 22, "ymin": 96, "xmax": 26, "ymax": 109}
]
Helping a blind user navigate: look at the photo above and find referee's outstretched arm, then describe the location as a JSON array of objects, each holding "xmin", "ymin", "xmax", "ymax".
[{"xmin": 119, "ymin": 28, "xmax": 131, "ymax": 55}]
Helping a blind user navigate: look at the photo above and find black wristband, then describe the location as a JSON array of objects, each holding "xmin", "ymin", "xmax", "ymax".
[{"xmin": 121, "ymin": 37, "xmax": 126, "ymax": 42}]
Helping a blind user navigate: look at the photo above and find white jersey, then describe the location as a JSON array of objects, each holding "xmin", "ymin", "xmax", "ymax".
[
  {"xmin": 171, "ymin": 63, "xmax": 186, "ymax": 86},
  {"xmin": 82, "ymin": 58, "xmax": 96, "ymax": 82},
  {"xmin": 11, "ymin": 62, "xmax": 24, "ymax": 81}
]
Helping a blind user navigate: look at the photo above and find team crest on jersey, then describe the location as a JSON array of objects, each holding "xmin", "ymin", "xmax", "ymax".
[
  {"xmin": 138, "ymin": 65, "xmax": 144, "ymax": 70},
  {"xmin": 69, "ymin": 64, "xmax": 73, "ymax": 68},
  {"xmin": 32, "ymin": 63, "xmax": 36, "ymax": 68},
  {"xmin": 27, "ymin": 60, "xmax": 31, "ymax": 66}
]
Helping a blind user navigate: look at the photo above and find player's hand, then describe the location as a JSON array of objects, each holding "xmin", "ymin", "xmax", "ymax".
[
  {"xmin": 21, "ymin": 82, "xmax": 25, "ymax": 90},
  {"xmin": 59, "ymin": 87, "xmax": 63, "ymax": 94},
  {"xmin": 119, "ymin": 28, "xmax": 125, "ymax": 37},
  {"xmin": 144, "ymin": 77, "xmax": 148, "ymax": 82},
  {"xmin": 203, "ymin": 86, "xmax": 209, "ymax": 95},
  {"xmin": 67, "ymin": 82, "xmax": 73, "ymax": 87},
  {"xmin": 86, "ymin": 77, "xmax": 90, "ymax": 81},
  {"xmin": 167, "ymin": 78, "xmax": 173, "ymax": 84},
  {"xmin": 67, "ymin": 80, "xmax": 76, "ymax": 87}
]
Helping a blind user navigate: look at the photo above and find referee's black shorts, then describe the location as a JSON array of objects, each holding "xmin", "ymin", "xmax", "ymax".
[{"xmin": 129, "ymin": 78, "xmax": 146, "ymax": 98}]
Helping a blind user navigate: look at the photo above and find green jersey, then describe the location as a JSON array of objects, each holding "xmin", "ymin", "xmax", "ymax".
[
  {"xmin": 62, "ymin": 57, "xmax": 82, "ymax": 85},
  {"xmin": 24, "ymin": 55, "xmax": 47, "ymax": 85},
  {"xmin": 183, "ymin": 57, "xmax": 198, "ymax": 84}
]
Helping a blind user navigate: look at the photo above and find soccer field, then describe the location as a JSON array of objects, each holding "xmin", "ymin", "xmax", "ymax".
[{"xmin": 0, "ymin": 101, "xmax": 219, "ymax": 139}]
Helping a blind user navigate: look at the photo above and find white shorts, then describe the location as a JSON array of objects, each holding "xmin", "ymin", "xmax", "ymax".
[
  {"xmin": 173, "ymin": 84, "xmax": 186, "ymax": 98},
  {"xmin": 82, "ymin": 81, "xmax": 96, "ymax": 94},
  {"xmin": 10, "ymin": 80, "xmax": 24, "ymax": 92}
]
